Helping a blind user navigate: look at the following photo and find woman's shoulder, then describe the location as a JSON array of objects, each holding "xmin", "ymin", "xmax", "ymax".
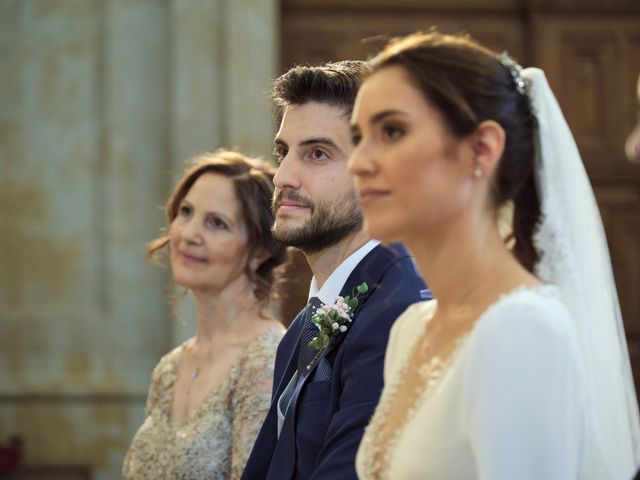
[
  {"xmin": 382, "ymin": 300, "xmax": 436, "ymax": 378},
  {"xmin": 391, "ymin": 300, "xmax": 437, "ymax": 341},
  {"xmin": 230, "ymin": 324, "xmax": 283, "ymax": 391},
  {"xmin": 150, "ymin": 339, "xmax": 191, "ymax": 383},
  {"xmin": 473, "ymin": 284, "xmax": 575, "ymax": 343},
  {"xmin": 398, "ymin": 299, "xmax": 437, "ymax": 322},
  {"xmin": 240, "ymin": 323, "xmax": 284, "ymax": 365},
  {"xmin": 461, "ymin": 285, "xmax": 585, "ymax": 407},
  {"xmin": 251, "ymin": 323, "xmax": 285, "ymax": 351}
]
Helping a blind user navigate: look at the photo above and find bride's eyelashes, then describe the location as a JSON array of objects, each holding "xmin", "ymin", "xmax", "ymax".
[
  {"xmin": 350, "ymin": 120, "xmax": 407, "ymax": 146},
  {"xmin": 381, "ymin": 123, "xmax": 406, "ymax": 142}
]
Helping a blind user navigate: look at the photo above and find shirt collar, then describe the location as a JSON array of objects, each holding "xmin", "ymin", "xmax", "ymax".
[{"xmin": 308, "ymin": 240, "xmax": 380, "ymax": 305}]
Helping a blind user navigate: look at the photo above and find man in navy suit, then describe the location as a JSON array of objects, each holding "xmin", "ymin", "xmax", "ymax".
[{"xmin": 241, "ymin": 60, "xmax": 429, "ymax": 480}]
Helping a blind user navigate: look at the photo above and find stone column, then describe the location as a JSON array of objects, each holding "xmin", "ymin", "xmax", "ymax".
[{"xmin": 169, "ymin": 0, "xmax": 278, "ymax": 345}]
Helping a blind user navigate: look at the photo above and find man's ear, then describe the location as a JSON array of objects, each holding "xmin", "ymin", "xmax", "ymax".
[{"xmin": 469, "ymin": 120, "xmax": 506, "ymax": 178}]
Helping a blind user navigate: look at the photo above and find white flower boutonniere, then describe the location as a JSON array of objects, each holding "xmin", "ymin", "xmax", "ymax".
[{"xmin": 309, "ymin": 282, "xmax": 369, "ymax": 350}]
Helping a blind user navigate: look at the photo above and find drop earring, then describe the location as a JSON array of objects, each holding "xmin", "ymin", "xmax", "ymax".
[{"xmin": 473, "ymin": 166, "xmax": 483, "ymax": 178}]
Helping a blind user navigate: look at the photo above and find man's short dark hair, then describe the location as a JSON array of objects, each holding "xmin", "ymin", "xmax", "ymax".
[{"xmin": 271, "ymin": 60, "xmax": 371, "ymax": 123}]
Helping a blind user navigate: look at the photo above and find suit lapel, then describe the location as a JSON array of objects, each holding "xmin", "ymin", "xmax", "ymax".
[
  {"xmin": 264, "ymin": 308, "xmax": 307, "ymax": 480},
  {"xmin": 269, "ymin": 347, "xmax": 319, "ymax": 479},
  {"xmin": 271, "ymin": 244, "xmax": 410, "ymax": 480},
  {"xmin": 291, "ymin": 244, "xmax": 408, "ymax": 395},
  {"xmin": 317, "ymin": 244, "xmax": 408, "ymax": 358},
  {"xmin": 273, "ymin": 310, "xmax": 305, "ymax": 399}
]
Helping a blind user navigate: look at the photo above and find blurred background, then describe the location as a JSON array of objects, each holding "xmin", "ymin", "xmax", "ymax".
[{"xmin": 1, "ymin": 0, "xmax": 639, "ymax": 478}]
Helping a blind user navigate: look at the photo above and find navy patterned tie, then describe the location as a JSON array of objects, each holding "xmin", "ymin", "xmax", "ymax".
[{"xmin": 297, "ymin": 296, "xmax": 324, "ymax": 373}]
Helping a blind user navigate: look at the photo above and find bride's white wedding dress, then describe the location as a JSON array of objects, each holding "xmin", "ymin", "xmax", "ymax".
[
  {"xmin": 357, "ymin": 66, "xmax": 640, "ymax": 480},
  {"xmin": 356, "ymin": 286, "xmax": 586, "ymax": 479}
]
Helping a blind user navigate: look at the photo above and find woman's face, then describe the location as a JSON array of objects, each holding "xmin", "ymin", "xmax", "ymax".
[
  {"xmin": 169, "ymin": 173, "xmax": 251, "ymax": 295},
  {"xmin": 348, "ymin": 65, "xmax": 476, "ymax": 243}
]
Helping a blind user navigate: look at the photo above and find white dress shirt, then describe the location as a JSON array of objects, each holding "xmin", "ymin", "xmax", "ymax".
[{"xmin": 308, "ymin": 240, "xmax": 380, "ymax": 304}]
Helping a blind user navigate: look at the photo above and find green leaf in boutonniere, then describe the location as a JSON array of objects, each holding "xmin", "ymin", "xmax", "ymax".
[{"xmin": 309, "ymin": 282, "xmax": 369, "ymax": 350}]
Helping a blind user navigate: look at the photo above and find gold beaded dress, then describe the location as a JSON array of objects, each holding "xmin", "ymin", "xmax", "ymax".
[{"xmin": 123, "ymin": 328, "xmax": 282, "ymax": 480}]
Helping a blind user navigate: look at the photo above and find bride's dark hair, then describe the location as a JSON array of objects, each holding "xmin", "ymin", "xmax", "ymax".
[{"xmin": 370, "ymin": 31, "xmax": 540, "ymax": 272}]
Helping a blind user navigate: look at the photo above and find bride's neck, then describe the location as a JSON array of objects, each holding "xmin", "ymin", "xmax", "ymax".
[{"xmin": 408, "ymin": 214, "xmax": 536, "ymax": 320}]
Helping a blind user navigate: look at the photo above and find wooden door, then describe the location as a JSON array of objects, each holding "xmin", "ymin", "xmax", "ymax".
[{"xmin": 278, "ymin": 2, "xmax": 640, "ymax": 400}]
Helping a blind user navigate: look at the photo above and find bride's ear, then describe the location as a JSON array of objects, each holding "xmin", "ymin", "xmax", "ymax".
[{"xmin": 469, "ymin": 120, "xmax": 506, "ymax": 178}]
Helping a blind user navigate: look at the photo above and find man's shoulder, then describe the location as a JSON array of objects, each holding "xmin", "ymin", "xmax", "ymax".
[
  {"xmin": 362, "ymin": 242, "xmax": 410, "ymax": 264},
  {"xmin": 360, "ymin": 243, "xmax": 427, "ymax": 298},
  {"xmin": 346, "ymin": 245, "xmax": 427, "ymax": 337},
  {"xmin": 360, "ymin": 243, "xmax": 417, "ymax": 276}
]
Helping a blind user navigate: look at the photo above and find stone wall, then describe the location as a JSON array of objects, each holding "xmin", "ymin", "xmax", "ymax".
[{"xmin": 0, "ymin": 1, "xmax": 277, "ymax": 478}]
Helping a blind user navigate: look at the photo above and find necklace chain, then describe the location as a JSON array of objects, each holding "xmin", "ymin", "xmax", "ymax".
[{"xmin": 452, "ymin": 261, "xmax": 498, "ymax": 307}]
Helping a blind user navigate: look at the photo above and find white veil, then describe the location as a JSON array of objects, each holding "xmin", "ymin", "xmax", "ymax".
[{"xmin": 523, "ymin": 67, "xmax": 640, "ymax": 479}]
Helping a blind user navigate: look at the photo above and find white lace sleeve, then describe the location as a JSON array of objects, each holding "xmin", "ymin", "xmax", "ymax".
[{"xmin": 463, "ymin": 295, "xmax": 584, "ymax": 480}]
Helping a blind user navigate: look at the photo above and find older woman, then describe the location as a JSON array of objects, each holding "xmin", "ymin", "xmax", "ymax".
[
  {"xmin": 123, "ymin": 150, "xmax": 287, "ymax": 480},
  {"xmin": 349, "ymin": 32, "xmax": 640, "ymax": 479}
]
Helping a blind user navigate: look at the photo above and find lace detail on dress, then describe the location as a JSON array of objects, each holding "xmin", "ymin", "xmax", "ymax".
[
  {"xmin": 122, "ymin": 328, "xmax": 282, "ymax": 480},
  {"xmin": 358, "ymin": 285, "xmax": 561, "ymax": 480},
  {"xmin": 358, "ymin": 305, "xmax": 470, "ymax": 480}
]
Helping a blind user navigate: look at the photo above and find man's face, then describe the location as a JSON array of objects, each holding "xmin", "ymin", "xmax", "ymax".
[{"xmin": 271, "ymin": 101, "xmax": 363, "ymax": 254}]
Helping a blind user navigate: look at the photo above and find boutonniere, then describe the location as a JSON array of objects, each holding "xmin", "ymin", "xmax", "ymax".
[{"xmin": 309, "ymin": 282, "xmax": 369, "ymax": 350}]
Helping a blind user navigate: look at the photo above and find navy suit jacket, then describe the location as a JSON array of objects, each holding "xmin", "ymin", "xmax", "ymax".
[{"xmin": 241, "ymin": 244, "xmax": 429, "ymax": 480}]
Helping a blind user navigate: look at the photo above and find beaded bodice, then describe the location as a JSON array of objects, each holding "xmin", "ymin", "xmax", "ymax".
[{"xmin": 122, "ymin": 328, "xmax": 282, "ymax": 480}]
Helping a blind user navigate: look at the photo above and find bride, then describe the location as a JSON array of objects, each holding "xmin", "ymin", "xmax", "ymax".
[{"xmin": 348, "ymin": 31, "xmax": 640, "ymax": 479}]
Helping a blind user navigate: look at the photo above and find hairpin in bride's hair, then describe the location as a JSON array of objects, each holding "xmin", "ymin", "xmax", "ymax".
[{"xmin": 499, "ymin": 52, "xmax": 528, "ymax": 96}]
